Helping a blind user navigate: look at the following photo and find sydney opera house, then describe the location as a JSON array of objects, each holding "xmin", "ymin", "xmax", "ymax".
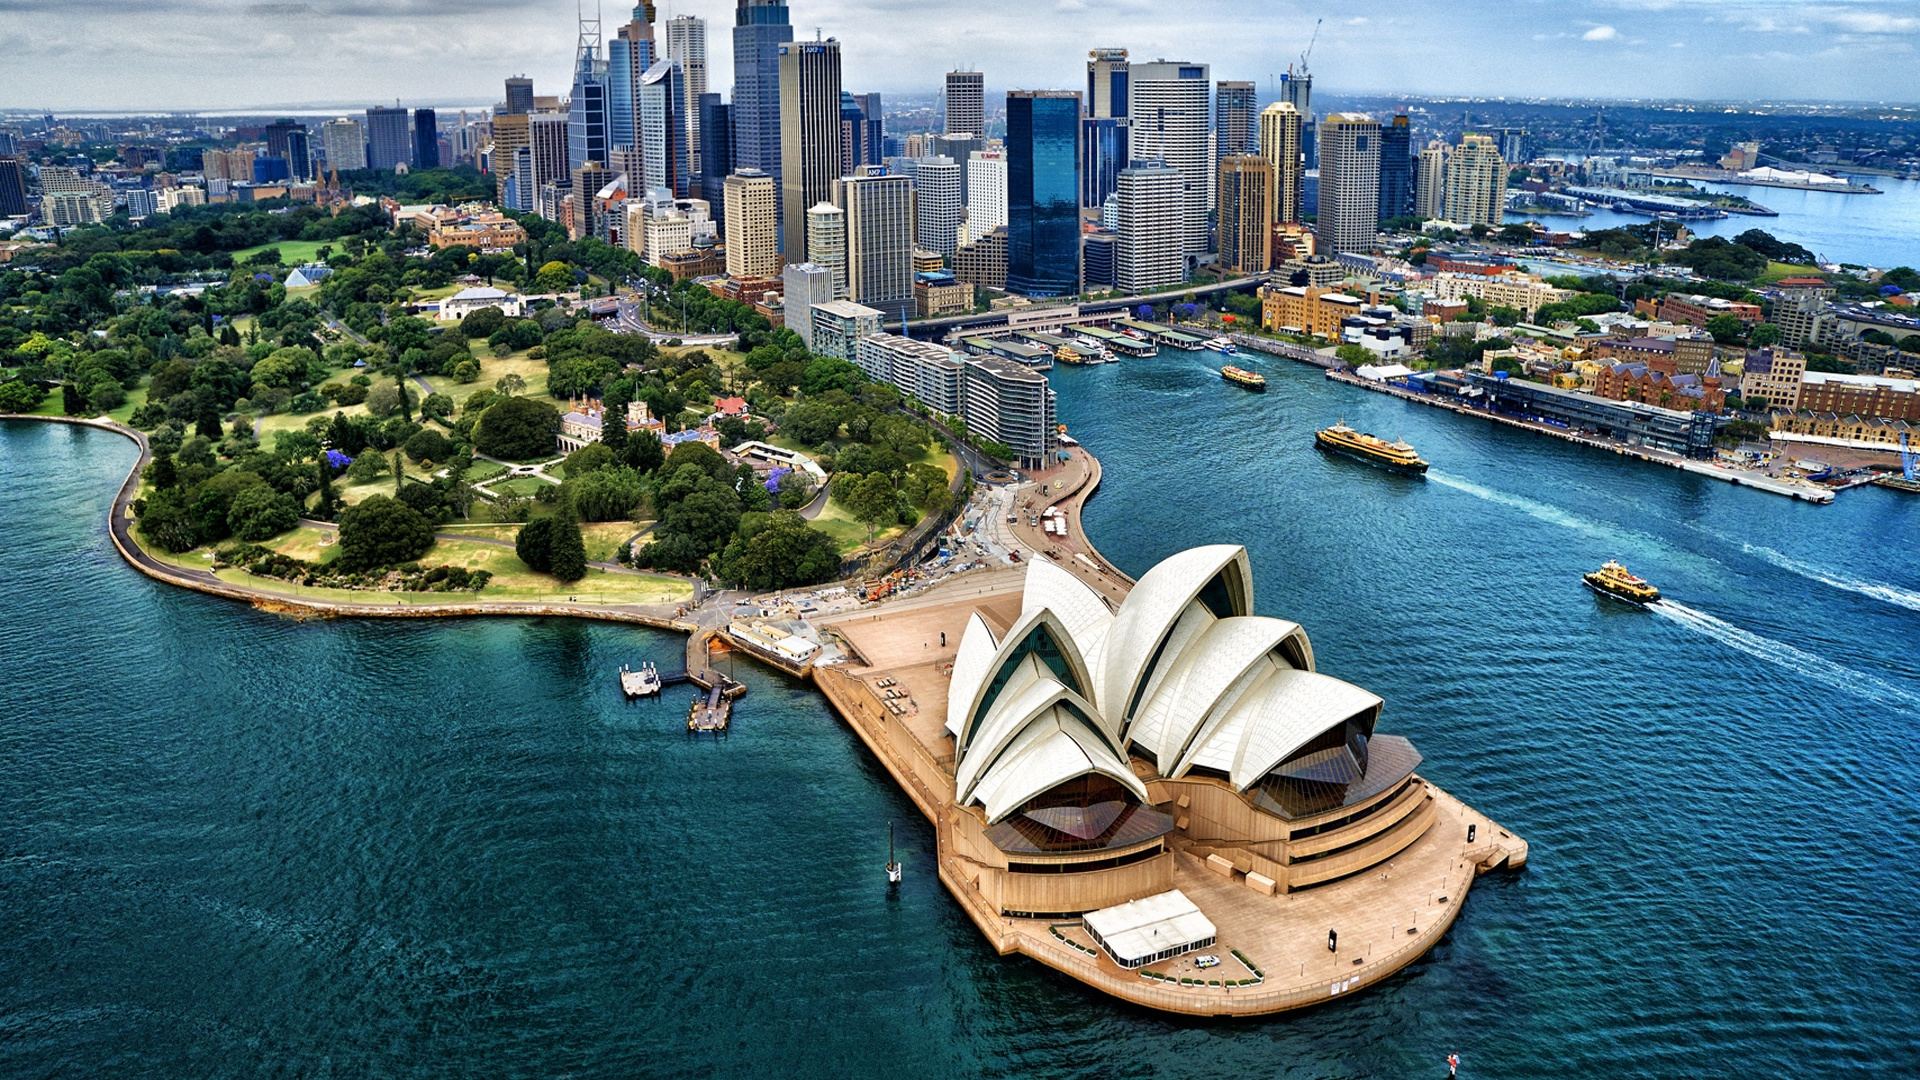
[{"xmin": 814, "ymin": 543, "xmax": 1524, "ymax": 1015}]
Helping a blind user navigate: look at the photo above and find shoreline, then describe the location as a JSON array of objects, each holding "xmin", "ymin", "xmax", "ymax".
[
  {"xmin": 1223, "ymin": 337, "xmax": 1836, "ymax": 505},
  {"xmin": 11, "ymin": 413, "xmax": 1521, "ymax": 1019}
]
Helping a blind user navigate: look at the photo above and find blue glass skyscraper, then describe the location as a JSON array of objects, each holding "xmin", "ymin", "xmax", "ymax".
[
  {"xmin": 731, "ymin": 0, "xmax": 791, "ymax": 180},
  {"xmin": 568, "ymin": 12, "xmax": 611, "ymax": 171},
  {"xmin": 1006, "ymin": 90, "xmax": 1082, "ymax": 298},
  {"xmin": 607, "ymin": 5, "xmax": 656, "ymax": 152}
]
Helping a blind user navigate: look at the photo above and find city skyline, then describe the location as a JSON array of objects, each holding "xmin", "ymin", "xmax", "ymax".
[{"xmin": 5, "ymin": 0, "xmax": 1920, "ymax": 112}]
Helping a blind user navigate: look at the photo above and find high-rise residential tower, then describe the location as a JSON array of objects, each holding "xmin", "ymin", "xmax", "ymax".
[
  {"xmin": 945, "ymin": 71, "xmax": 984, "ymax": 136},
  {"xmin": 504, "ymin": 76, "xmax": 535, "ymax": 116},
  {"xmin": 1005, "ymin": 90, "xmax": 1081, "ymax": 298},
  {"xmin": 412, "ymin": 109, "xmax": 439, "ymax": 169},
  {"xmin": 1378, "ymin": 114, "xmax": 1412, "ymax": 222},
  {"xmin": 835, "ymin": 170, "xmax": 916, "ymax": 322},
  {"xmin": 1127, "ymin": 61, "xmax": 1210, "ymax": 254},
  {"xmin": 1314, "ymin": 113, "xmax": 1380, "ymax": 254},
  {"xmin": 1445, "ymin": 132, "xmax": 1507, "ymax": 229},
  {"xmin": 1215, "ymin": 81, "xmax": 1257, "ymax": 157},
  {"xmin": 568, "ymin": 10, "xmax": 611, "ymax": 171},
  {"xmin": 1114, "ymin": 161, "xmax": 1185, "ymax": 293},
  {"xmin": 1218, "ymin": 155, "xmax": 1272, "ymax": 274},
  {"xmin": 322, "ymin": 116, "xmax": 367, "ymax": 171},
  {"xmin": 365, "ymin": 106, "xmax": 412, "ymax": 170},
  {"xmin": 724, "ymin": 169, "xmax": 780, "ymax": 278},
  {"xmin": 1415, "ymin": 141, "xmax": 1447, "ymax": 220},
  {"xmin": 1259, "ymin": 102, "xmax": 1303, "ymax": 224},
  {"xmin": 731, "ymin": 0, "xmax": 793, "ymax": 186},
  {"xmin": 806, "ymin": 201, "xmax": 847, "ymax": 298},
  {"xmin": 665, "ymin": 15, "xmax": 708, "ymax": 173},
  {"xmin": 778, "ymin": 37, "xmax": 843, "ymax": 260}
]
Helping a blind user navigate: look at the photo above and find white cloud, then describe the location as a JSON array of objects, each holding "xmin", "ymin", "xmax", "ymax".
[{"xmin": 1583, "ymin": 24, "xmax": 1621, "ymax": 40}]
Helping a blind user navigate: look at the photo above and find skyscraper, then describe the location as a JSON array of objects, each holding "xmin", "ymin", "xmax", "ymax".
[
  {"xmin": 1415, "ymin": 142, "xmax": 1447, "ymax": 220},
  {"xmin": 0, "ymin": 159, "xmax": 28, "ymax": 217},
  {"xmin": 1127, "ymin": 61, "xmax": 1210, "ymax": 254},
  {"xmin": 285, "ymin": 129, "xmax": 311, "ymax": 181},
  {"xmin": 929, "ymin": 133, "xmax": 979, "ymax": 204},
  {"xmin": 725, "ymin": 169, "xmax": 780, "ymax": 278},
  {"xmin": 365, "ymin": 106, "xmax": 412, "ymax": 170},
  {"xmin": 491, "ymin": 113, "xmax": 530, "ymax": 202},
  {"xmin": 778, "ymin": 37, "xmax": 843, "ymax": 260},
  {"xmin": 413, "ymin": 109, "xmax": 439, "ymax": 169},
  {"xmin": 665, "ymin": 15, "xmax": 708, "ymax": 174},
  {"xmin": 698, "ymin": 94, "xmax": 731, "ymax": 231},
  {"xmin": 966, "ymin": 150, "xmax": 1007, "ymax": 244},
  {"xmin": 1082, "ymin": 50, "xmax": 1130, "ymax": 211},
  {"xmin": 1314, "ymin": 114, "xmax": 1380, "ymax": 254},
  {"xmin": 1259, "ymin": 102, "xmax": 1303, "ymax": 224},
  {"xmin": 607, "ymin": 5, "xmax": 657, "ymax": 154},
  {"xmin": 568, "ymin": 9, "xmax": 611, "ymax": 172},
  {"xmin": 1445, "ymin": 133, "xmax": 1507, "ymax": 229},
  {"xmin": 1004, "ymin": 90, "xmax": 1081, "ymax": 298},
  {"xmin": 530, "ymin": 112, "xmax": 573, "ymax": 209},
  {"xmin": 1114, "ymin": 162, "xmax": 1185, "ymax": 293},
  {"xmin": 1378, "ymin": 114, "xmax": 1412, "ymax": 222},
  {"xmin": 639, "ymin": 60, "xmax": 690, "ymax": 197},
  {"xmin": 263, "ymin": 119, "xmax": 309, "ymax": 179},
  {"xmin": 836, "ymin": 170, "xmax": 916, "ymax": 322},
  {"xmin": 841, "ymin": 92, "xmax": 883, "ymax": 172},
  {"xmin": 806, "ymin": 201, "xmax": 847, "ymax": 298},
  {"xmin": 731, "ymin": 0, "xmax": 793, "ymax": 185},
  {"xmin": 1279, "ymin": 68, "xmax": 1312, "ymax": 165},
  {"xmin": 1218, "ymin": 156, "xmax": 1272, "ymax": 274},
  {"xmin": 504, "ymin": 77, "xmax": 535, "ymax": 116},
  {"xmin": 322, "ymin": 116, "xmax": 367, "ymax": 171},
  {"xmin": 945, "ymin": 71, "xmax": 984, "ymax": 136},
  {"xmin": 914, "ymin": 155, "xmax": 962, "ymax": 257},
  {"xmin": 1215, "ymin": 81, "xmax": 1257, "ymax": 157}
]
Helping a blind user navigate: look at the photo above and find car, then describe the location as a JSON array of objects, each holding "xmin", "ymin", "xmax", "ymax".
[{"xmin": 1194, "ymin": 955, "xmax": 1220, "ymax": 969}]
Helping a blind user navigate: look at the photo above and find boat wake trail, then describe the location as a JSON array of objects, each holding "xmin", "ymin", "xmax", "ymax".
[
  {"xmin": 1739, "ymin": 542, "xmax": 1920, "ymax": 613},
  {"xmin": 1650, "ymin": 600, "xmax": 1920, "ymax": 713},
  {"xmin": 1426, "ymin": 471, "xmax": 1616, "ymax": 542}
]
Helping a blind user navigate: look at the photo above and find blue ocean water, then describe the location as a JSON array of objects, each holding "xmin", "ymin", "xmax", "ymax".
[
  {"xmin": 1507, "ymin": 173, "xmax": 1920, "ymax": 268},
  {"xmin": 5, "ymin": 390, "xmax": 1920, "ymax": 1077}
]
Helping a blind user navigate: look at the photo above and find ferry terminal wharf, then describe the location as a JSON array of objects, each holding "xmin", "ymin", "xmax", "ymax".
[{"xmin": 1228, "ymin": 332, "xmax": 1836, "ymax": 504}]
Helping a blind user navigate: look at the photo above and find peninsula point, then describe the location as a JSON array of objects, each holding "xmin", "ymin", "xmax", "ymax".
[{"xmin": 812, "ymin": 542, "xmax": 1526, "ymax": 1015}]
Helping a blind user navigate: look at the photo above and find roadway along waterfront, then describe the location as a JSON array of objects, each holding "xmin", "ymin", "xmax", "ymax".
[{"xmin": 5, "ymin": 375, "xmax": 1920, "ymax": 1078}]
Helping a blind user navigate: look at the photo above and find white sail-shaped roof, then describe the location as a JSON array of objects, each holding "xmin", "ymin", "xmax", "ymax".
[
  {"xmin": 1129, "ymin": 617, "xmax": 1304, "ymax": 775},
  {"xmin": 945, "ymin": 611, "xmax": 1000, "ymax": 739},
  {"xmin": 1021, "ymin": 559, "xmax": 1116, "ymax": 688},
  {"xmin": 1096, "ymin": 545, "xmax": 1253, "ymax": 722},
  {"xmin": 1227, "ymin": 667, "xmax": 1382, "ymax": 790},
  {"xmin": 965, "ymin": 706, "xmax": 1150, "ymax": 823}
]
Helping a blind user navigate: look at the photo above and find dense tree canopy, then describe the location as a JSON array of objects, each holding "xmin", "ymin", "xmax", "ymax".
[
  {"xmin": 472, "ymin": 396, "xmax": 561, "ymax": 460},
  {"xmin": 336, "ymin": 495, "xmax": 436, "ymax": 570}
]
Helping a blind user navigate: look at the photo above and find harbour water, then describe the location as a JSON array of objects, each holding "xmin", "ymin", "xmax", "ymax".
[
  {"xmin": 1507, "ymin": 172, "xmax": 1920, "ymax": 268},
  {"xmin": 5, "ymin": 386, "xmax": 1920, "ymax": 1077}
]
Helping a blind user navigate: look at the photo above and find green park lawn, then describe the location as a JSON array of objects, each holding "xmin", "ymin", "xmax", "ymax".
[
  {"xmin": 810, "ymin": 497, "xmax": 906, "ymax": 554},
  {"xmin": 1755, "ymin": 261, "xmax": 1824, "ymax": 284},
  {"xmin": 148, "ymin": 524, "xmax": 691, "ymax": 607},
  {"xmin": 228, "ymin": 239, "xmax": 331, "ymax": 266}
]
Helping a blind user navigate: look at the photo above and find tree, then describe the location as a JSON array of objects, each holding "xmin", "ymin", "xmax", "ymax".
[
  {"xmin": 719, "ymin": 510, "xmax": 840, "ymax": 589},
  {"xmin": 564, "ymin": 465, "xmax": 645, "ymax": 521},
  {"xmin": 534, "ymin": 261, "xmax": 577, "ymax": 293},
  {"xmin": 1748, "ymin": 323, "xmax": 1783, "ymax": 347},
  {"xmin": 548, "ymin": 517, "xmax": 588, "ymax": 582},
  {"xmin": 563, "ymin": 442, "xmax": 615, "ymax": 474},
  {"xmin": 226, "ymin": 485, "xmax": 299, "ymax": 541},
  {"xmin": 847, "ymin": 473, "xmax": 899, "ymax": 542},
  {"xmin": 780, "ymin": 402, "xmax": 842, "ymax": 446},
  {"xmin": 496, "ymin": 372, "xmax": 527, "ymax": 396},
  {"xmin": 195, "ymin": 393, "xmax": 223, "ymax": 438},
  {"xmin": 148, "ymin": 453, "xmax": 178, "ymax": 490},
  {"xmin": 515, "ymin": 516, "xmax": 559, "ymax": 572},
  {"xmin": 472, "ymin": 395, "xmax": 561, "ymax": 460},
  {"xmin": 1705, "ymin": 314, "xmax": 1749, "ymax": 346},
  {"xmin": 1334, "ymin": 344, "xmax": 1371, "ymax": 366},
  {"xmin": 403, "ymin": 428, "xmax": 453, "ymax": 464},
  {"xmin": 336, "ymin": 494, "xmax": 436, "ymax": 570},
  {"xmin": 0, "ymin": 380, "xmax": 44, "ymax": 413},
  {"xmin": 394, "ymin": 368, "xmax": 413, "ymax": 422}
]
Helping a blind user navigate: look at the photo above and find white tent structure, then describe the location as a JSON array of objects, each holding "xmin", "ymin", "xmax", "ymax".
[{"xmin": 948, "ymin": 547, "xmax": 1389, "ymax": 826}]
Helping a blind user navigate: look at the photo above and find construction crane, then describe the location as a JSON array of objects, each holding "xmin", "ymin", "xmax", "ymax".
[{"xmin": 1300, "ymin": 18, "xmax": 1322, "ymax": 75}]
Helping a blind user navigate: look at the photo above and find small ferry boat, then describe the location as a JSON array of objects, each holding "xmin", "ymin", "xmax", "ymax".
[
  {"xmin": 1204, "ymin": 337, "xmax": 1238, "ymax": 355},
  {"xmin": 1053, "ymin": 343, "xmax": 1098, "ymax": 365},
  {"xmin": 1074, "ymin": 335, "xmax": 1111, "ymax": 360},
  {"xmin": 619, "ymin": 662, "xmax": 661, "ymax": 698},
  {"xmin": 1220, "ymin": 365, "xmax": 1267, "ymax": 392},
  {"xmin": 1314, "ymin": 422, "xmax": 1428, "ymax": 476},
  {"xmin": 1583, "ymin": 560, "xmax": 1661, "ymax": 606}
]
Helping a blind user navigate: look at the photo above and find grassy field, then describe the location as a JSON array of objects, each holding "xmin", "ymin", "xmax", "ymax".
[
  {"xmin": 435, "ymin": 520, "xmax": 644, "ymax": 562},
  {"xmin": 228, "ymin": 239, "xmax": 330, "ymax": 266},
  {"xmin": 149, "ymin": 525, "xmax": 692, "ymax": 606},
  {"xmin": 1755, "ymin": 261, "xmax": 1824, "ymax": 284},
  {"xmin": 810, "ymin": 497, "xmax": 905, "ymax": 553}
]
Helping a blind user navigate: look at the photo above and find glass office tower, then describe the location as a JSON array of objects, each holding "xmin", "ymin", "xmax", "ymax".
[{"xmin": 1006, "ymin": 90, "xmax": 1082, "ymax": 297}]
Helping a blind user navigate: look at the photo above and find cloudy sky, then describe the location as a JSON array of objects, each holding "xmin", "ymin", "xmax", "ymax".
[{"xmin": 3, "ymin": 0, "xmax": 1918, "ymax": 113}]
